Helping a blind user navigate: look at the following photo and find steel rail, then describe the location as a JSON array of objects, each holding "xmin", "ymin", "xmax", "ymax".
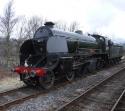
[
  {"xmin": 111, "ymin": 89, "xmax": 125, "ymax": 111},
  {"xmin": 56, "ymin": 67, "xmax": 125, "ymax": 111}
]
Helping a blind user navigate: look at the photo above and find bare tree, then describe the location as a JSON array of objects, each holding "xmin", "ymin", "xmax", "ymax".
[
  {"xmin": 0, "ymin": 0, "xmax": 18, "ymax": 41},
  {"xmin": 69, "ymin": 21, "xmax": 79, "ymax": 32},
  {"xmin": 25, "ymin": 16, "xmax": 44, "ymax": 39},
  {"xmin": 55, "ymin": 22, "xmax": 68, "ymax": 31},
  {"xmin": 15, "ymin": 18, "xmax": 27, "ymax": 56},
  {"xmin": 0, "ymin": 0, "xmax": 18, "ymax": 66}
]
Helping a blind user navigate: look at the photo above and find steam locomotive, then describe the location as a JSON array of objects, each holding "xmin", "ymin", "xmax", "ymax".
[{"xmin": 14, "ymin": 22, "xmax": 123, "ymax": 89}]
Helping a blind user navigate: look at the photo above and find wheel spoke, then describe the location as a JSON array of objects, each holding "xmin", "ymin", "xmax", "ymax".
[{"xmin": 39, "ymin": 70, "xmax": 55, "ymax": 89}]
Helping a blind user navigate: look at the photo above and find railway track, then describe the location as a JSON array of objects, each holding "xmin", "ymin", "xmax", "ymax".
[
  {"xmin": 0, "ymin": 77, "xmax": 78, "ymax": 110},
  {"xmin": 56, "ymin": 67, "xmax": 125, "ymax": 111},
  {"xmin": 0, "ymin": 86, "xmax": 47, "ymax": 110},
  {"xmin": 111, "ymin": 89, "xmax": 125, "ymax": 111},
  {"xmin": 0, "ymin": 62, "xmax": 125, "ymax": 111}
]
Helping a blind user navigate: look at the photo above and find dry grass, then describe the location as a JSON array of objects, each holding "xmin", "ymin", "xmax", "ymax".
[
  {"xmin": 0, "ymin": 77, "xmax": 24, "ymax": 92},
  {"xmin": 0, "ymin": 66, "xmax": 24, "ymax": 92},
  {"xmin": 0, "ymin": 66, "xmax": 17, "ymax": 80}
]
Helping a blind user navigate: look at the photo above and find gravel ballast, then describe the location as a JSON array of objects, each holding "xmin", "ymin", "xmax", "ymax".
[{"xmin": 8, "ymin": 63, "xmax": 125, "ymax": 111}]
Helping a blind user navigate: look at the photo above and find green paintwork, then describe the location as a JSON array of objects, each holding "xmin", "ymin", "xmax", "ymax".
[{"xmin": 67, "ymin": 40, "xmax": 99, "ymax": 54}]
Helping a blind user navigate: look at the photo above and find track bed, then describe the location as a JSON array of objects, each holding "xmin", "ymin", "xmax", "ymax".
[{"xmin": 57, "ymin": 68, "xmax": 125, "ymax": 111}]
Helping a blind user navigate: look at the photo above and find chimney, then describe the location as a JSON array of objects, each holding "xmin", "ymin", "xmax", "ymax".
[{"xmin": 44, "ymin": 22, "xmax": 55, "ymax": 28}]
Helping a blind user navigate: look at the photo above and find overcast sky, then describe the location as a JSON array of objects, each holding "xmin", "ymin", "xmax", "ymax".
[{"xmin": 0, "ymin": 0, "xmax": 125, "ymax": 43}]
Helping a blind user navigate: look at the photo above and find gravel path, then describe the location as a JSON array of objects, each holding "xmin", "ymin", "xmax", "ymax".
[{"xmin": 7, "ymin": 63, "xmax": 125, "ymax": 111}]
